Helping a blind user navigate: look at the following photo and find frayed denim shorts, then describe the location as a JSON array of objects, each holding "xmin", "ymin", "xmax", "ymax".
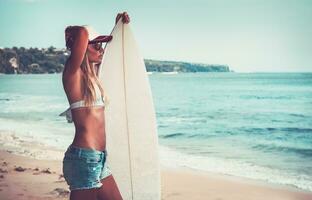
[{"xmin": 62, "ymin": 144, "xmax": 112, "ymax": 191}]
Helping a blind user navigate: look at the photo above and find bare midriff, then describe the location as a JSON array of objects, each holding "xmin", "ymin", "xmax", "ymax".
[{"xmin": 70, "ymin": 107, "xmax": 106, "ymax": 151}]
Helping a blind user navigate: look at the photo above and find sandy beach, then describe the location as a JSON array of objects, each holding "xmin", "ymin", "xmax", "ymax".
[{"xmin": 0, "ymin": 150, "xmax": 311, "ymax": 200}]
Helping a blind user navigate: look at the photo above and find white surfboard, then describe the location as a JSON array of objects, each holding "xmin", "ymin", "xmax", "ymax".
[{"xmin": 98, "ymin": 19, "xmax": 161, "ymax": 200}]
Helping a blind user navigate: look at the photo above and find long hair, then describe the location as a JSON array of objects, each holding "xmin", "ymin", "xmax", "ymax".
[
  {"xmin": 65, "ymin": 26, "xmax": 108, "ymax": 106},
  {"xmin": 80, "ymin": 52, "xmax": 105, "ymax": 106}
]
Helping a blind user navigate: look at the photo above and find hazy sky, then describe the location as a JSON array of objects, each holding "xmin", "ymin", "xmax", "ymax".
[{"xmin": 0, "ymin": 0, "xmax": 311, "ymax": 72}]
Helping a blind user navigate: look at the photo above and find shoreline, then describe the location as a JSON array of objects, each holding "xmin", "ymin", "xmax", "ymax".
[
  {"xmin": 0, "ymin": 150, "xmax": 311, "ymax": 200},
  {"xmin": 165, "ymin": 166, "xmax": 312, "ymax": 194}
]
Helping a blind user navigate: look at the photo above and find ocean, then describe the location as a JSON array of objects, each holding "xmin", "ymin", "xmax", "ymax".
[{"xmin": 0, "ymin": 72, "xmax": 311, "ymax": 191}]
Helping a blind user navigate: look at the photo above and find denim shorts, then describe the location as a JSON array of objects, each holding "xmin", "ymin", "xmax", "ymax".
[{"xmin": 62, "ymin": 144, "xmax": 112, "ymax": 191}]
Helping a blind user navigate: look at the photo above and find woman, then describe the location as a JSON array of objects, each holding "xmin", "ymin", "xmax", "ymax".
[{"xmin": 60, "ymin": 12, "xmax": 130, "ymax": 200}]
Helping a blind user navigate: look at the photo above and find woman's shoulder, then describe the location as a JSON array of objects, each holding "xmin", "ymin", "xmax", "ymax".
[
  {"xmin": 62, "ymin": 61, "xmax": 83, "ymax": 94},
  {"xmin": 63, "ymin": 59, "xmax": 83, "ymax": 76}
]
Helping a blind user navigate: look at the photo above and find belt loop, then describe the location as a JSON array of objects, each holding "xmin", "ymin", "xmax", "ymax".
[
  {"xmin": 78, "ymin": 148, "xmax": 82, "ymax": 157},
  {"xmin": 103, "ymin": 151, "xmax": 106, "ymax": 162}
]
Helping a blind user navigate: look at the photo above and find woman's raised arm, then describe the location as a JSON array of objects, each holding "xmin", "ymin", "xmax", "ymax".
[{"xmin": 65, "ymin": 26, "xmax": 89, "ymax": 74}]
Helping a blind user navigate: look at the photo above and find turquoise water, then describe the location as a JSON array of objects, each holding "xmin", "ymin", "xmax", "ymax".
[{"xmin": 0, "ymin": 72, "xmax": 311, "ymax": 191}]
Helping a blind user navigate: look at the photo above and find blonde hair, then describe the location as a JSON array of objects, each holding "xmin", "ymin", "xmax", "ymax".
[
  {"xmin": 80, "ymin": 52, "xmax": 105, "ymax": 106},
  {"xmin": 65, "ymin": 26, "xmax": 109, "ymax": 107}
]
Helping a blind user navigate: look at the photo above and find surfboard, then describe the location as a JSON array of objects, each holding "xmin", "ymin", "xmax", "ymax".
[{"xmin": 98, "ymin": 19, "xmax": 161, "ymax": 200}]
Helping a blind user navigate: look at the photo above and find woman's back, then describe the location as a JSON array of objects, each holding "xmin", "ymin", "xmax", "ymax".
[{"xmin": 62, "ymin": 60, "xmax": 106, "ymax": 151}]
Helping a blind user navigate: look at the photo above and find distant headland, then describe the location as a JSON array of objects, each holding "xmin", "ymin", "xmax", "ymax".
[{"xmin": 0, "ymin": 47, "xmax": 232, "ymax": 74}]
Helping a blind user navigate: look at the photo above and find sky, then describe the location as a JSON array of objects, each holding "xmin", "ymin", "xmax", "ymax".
[{"xmin": 0, "ymin": 0, "xmax": 311, "ymax": 72}]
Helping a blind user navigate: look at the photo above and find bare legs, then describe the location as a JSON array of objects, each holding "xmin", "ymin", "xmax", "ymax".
[
  {"xmin": 69, "ymin": 175, "xmax": 123, "ymax": 200},
  {"xmin": 97, "ymin": 175, "xmax": 123, "ymax": 200},
  {"xmin": 69, "ymin": 188, "xmax": 98, "ymax": 200}
]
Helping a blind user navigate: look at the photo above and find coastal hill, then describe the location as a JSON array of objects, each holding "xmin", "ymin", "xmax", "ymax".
[{"xmin": 0, "ymin": 47, "xmax": 231, "ymax": 74}]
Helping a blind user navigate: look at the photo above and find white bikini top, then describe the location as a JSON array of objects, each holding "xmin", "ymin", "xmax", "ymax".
[{"xmin": 59, "ymin": 84, "xmax": 106, "ymax": 123}]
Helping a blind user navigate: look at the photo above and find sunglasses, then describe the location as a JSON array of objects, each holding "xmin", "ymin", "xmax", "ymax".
[{"xmin": 89, "ymin": 42, "xmax": 103, "ymax": 51}]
